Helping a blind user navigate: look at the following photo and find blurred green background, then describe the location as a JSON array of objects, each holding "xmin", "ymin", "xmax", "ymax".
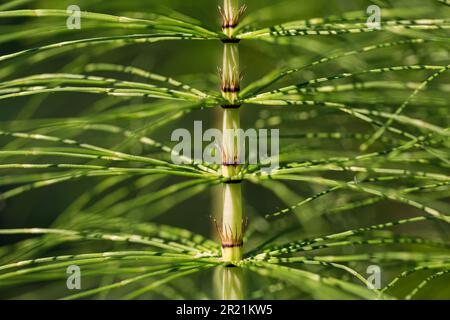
[{"xmin": 0, "ymin": 0, "xmax": 449, "ymax": 299}]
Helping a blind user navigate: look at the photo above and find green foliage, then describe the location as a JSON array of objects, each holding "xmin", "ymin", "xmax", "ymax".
[{"xmin": 0, "ymin": 0, "xmax": 449, "ymax": 299}]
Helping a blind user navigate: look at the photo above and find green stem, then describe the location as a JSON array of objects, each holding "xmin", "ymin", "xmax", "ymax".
[
  {"xmin": 222, "ymin": 0, "xmax": 241, "ymax": 39},
  {"xmin": 220, "ymin": 0, "xmax": 245, "ymax": 265},
  {"xmin": 217, "ymin": 266, "xmax": 245, "ymax": 300},
  {"xmin": 221, "ymin": 183, "xmax": 243, "ymax": 261}
]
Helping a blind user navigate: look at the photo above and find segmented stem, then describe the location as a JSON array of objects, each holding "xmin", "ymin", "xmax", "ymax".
[{"xmin": 219, "ymin": 0, "xmax": 245, "ymax": 265}]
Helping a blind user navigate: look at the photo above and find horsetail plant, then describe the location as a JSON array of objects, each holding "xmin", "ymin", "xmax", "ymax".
[
  {"xmin": 219, "ymin": 0, "xmax": 246, "ymax": 264},
  {"xmin": 0, "ymin": 0, "xmax": 449, "ymax": 300}
]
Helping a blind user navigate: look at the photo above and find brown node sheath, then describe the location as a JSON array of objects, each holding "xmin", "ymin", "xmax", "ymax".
[
  {"xmin": 223, "ymin": 179, "xmax": 243, "ymax": 184},
  {"xmin": 222, "ymin": 22, "xmax": 238, "ymax": 29},
  {"xmin": 221, "ymin": 86, "xmax": 241, "ymax": 93},
  {"xmin": 221, "ymin": 147, "xmax": 241, "ymax": 167},
  {"xmin": 221, "ymin": 38, "xmax": 241, "ymax": 44},
  {"xmin": 219, "ymin": 4, "xmax": 247, "ymax": 31},
  {"xmin": 213, "ymin": 217, "xmax": 248, "ymax": 248},
  {"xmin": 218, "ymin": 67, "xmax": 242, "ymax": 94},
  {"xmin": 221, "ymin": 104, "xmax": 241, "ymax": 109}
]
